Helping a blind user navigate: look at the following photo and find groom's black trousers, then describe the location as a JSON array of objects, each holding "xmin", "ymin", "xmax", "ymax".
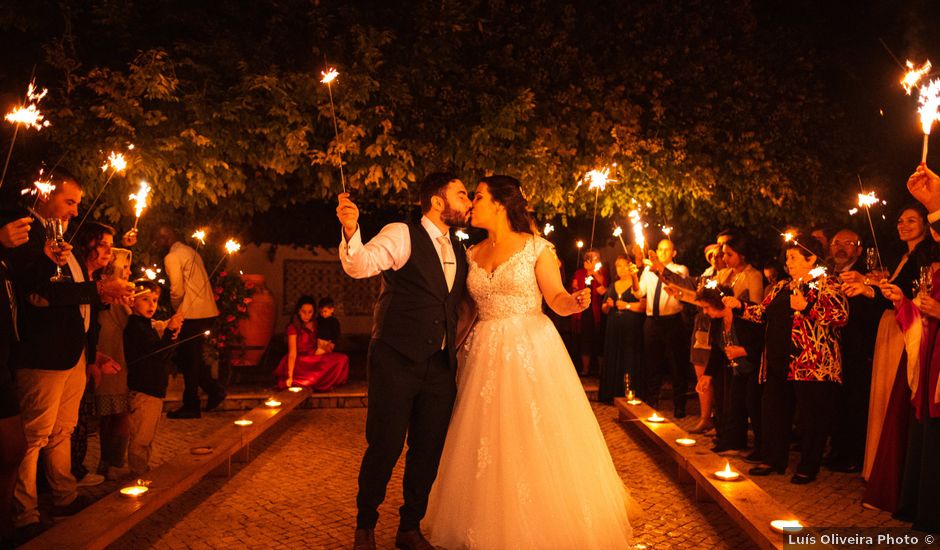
[{"xmin": 356, "ymin": 340, "xmax": 457, "ymax": 531}]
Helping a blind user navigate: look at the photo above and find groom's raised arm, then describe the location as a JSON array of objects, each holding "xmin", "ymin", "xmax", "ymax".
[{"xmin": 337, "ymin": 193, "xmax": 411, "ymax": 278}]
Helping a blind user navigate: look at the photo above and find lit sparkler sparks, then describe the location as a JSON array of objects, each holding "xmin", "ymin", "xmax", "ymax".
[
  {"xmin": 594, "ymin": 261, "xmax": 603, "ymax": 272},
  {"xmin": 705, "ymin": 279, "xmax": 719, "ymax": 290},
  {"xmin": 320, "ymin": 65, "xmax": 346, "ymax": 193},
  {"xmin": 629, "ymin": 210, "xmax": 645, "ymax": 250},
  {"xmin": 1, "ymin": 80, "xmax": 51, "ymax": 190},
  {"xmin": 224, "ymin": 239, "xmax": 241, "ymax": 255},
  {"xmin": 455, "ymin": 229, "xmax": 469, "ymax": 241},
  {"xmin": 902, "ymin": 60, "xmax": 932, "ymax": 95},
  {"xmin": 858, "ymin": 192, "xmax": 879, "ymax": 208},
  {"xmin": 613, "ymin": 226, "xmax": 629, "ymax": 253},
  {"xmin": 576, "ymin": 239, "xmax": 584, "ymax": 267},
  {"xmin": 848, "ymin": 208, "xmax": 859, "ymax": 216},
  {"xmin": 918, "ymin": 78, "xmax": 940, "ymax": 162},
  {"xmin": 584, "ymin": 275, "xmax": 594, "ymax": 286},
  {"xmin": 579, "ymin": 167, "xmax": 616, "ymax": 250},
  {"xmin": 129, "ymin": 181, "xmax": 151, "ymax": 230},
  {"xmin": 101, "ymin": 151, "xmax": 128, "ymax": 173},
  {"xmin": 782, "ymin": 231, "xmax": 795, "ymax": 243},
  {"xmin": 191, "ymin": 229, "xmax": 207, "ymax": 245},
  {"xmin": 20, "ymin": 169, "xmax": 55, "ymax": 203},
  {"xmin": 857, "ymin": 175, "xmax": 884, "ymax": 271},
  {"xmin": 543, "ymin": 223, "xmax": 555, "ymax": 236},
  {"xmin": 808, "ymin": 266, "xmax": 827, "ymax": 279},
  {"xmin": 661, "ymin": 225, "xmax": 673, "ymax": 237}
]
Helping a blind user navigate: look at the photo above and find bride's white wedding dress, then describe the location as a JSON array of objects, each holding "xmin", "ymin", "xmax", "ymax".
[{"xmin": 426, "ymin": 236, "xmax": 634, "ymax": 549}]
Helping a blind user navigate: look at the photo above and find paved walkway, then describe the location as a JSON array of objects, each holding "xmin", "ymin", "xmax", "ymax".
[{"xmin": 93, "ymin": 404, "xmax": 751, "ymax": 549}]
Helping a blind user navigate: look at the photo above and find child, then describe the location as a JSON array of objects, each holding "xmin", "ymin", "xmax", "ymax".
[{"xmin": 124, "ymin": 280, "xmax": 183, "ymax": 475}]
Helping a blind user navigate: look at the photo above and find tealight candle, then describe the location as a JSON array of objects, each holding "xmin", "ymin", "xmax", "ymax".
[
  {"xmin": 234, "ymin": 419, "xmax": 253, "ymax": 427},
  {"xmin": 626, "ymin": 398, "xmax": 642, "ymax": 405},
  {"xmin": 264, "ymin": 399, "xmax": 282, "ymax": 408},
  {"xmin": 675, "ymin": 438, "xmax": 696, "ymax": 447},
  {"xmin": 713, "ymin": 460, "xmax": 742, "ymax": 481},
  {"xmin": 288, "ymin": 387, "xmax": 303, "ymax": 393},
  {"xmin": 770, "ymin": 520, "xmax": 803, "ymax": 534},
  {"xmin": 647, "ymin": 413, "xmax": 665, "ymax": 423},
  {"xmin": 120, "ymin": 485, "xmax": 149, "ymax": 497}
]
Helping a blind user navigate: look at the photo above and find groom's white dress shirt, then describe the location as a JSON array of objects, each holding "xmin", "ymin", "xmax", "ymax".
[{"xmin": 339, "ymin": 216, "xmax": 453, "ymax": 279}]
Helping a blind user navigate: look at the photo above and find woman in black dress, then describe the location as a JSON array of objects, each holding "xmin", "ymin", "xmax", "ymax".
[{"xmin": 599, "ymin": 255, "xmax": 644, "ymax": 403}]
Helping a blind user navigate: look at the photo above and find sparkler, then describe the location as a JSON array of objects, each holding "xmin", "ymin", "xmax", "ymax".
[
  {"xmin": 455, "ymin": 229, "xmax": 469, "ymax": 241},
  {"xmin": 612, "ymin": 226, "xmax": 629, "ymax": 253},
  {"xmin": 320, "ymin": 67, "xmax": 346, "ymax": 193},
  {"xmin": 19, "ymin": 169, "xmax": 54, "ymax": 207},
  {"xmin": 207, "ymin": 238, "xmax": 242, "ymax": 280},
  {"xmin": 69, "ymin": 150, "xmax": 131, "ymax": 243},
  {"xmin": 576, "ymin": 240, "xmax": 584, "ymax": 267},
  {"xmin": 856, "ymin": 177, "xmax": 884, "ymax": 271},
  {"xmin": 129, "ymin": 180, "xmax": 151, "ymax": 230},
  {"xmin": 917, "ymin": 78, "xmax": 940, "ymax": 163},
  {"xmin": 1, "ymin": 80, "xmax": 51, "ymax": 190},
  {"xmin": 902, "ymin": 60, "xmax": 932, "ymax": 95},
  {"xmin": 191, "ymin": 229, "xmax": 207, "ymax": 246},
  {"xmin": 661, "ymin": 226, "xmax": 673, "ymax": 238},
  {"xmin": 578, "ymin": 168, "xmax": 615, "ymax": 250},
  {"xmin": 543, "ymin": 223, "xmax": 555, "ymax": 237},
  {"xmin": 777, "ymin": 228, "xmax": 817, "ymax": 258},
  {"xmin": 628, "ymin": 209, "xmax": 645, "ymax": 251},
  {"xmin": 127, "ymin": 330, "xmax": 211, "ymax": 365}
]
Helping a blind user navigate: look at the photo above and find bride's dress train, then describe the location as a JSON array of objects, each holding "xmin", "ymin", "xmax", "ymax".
[{"xmin": 426, "ymin": 236, "xmax": 634, "ymax": 549}]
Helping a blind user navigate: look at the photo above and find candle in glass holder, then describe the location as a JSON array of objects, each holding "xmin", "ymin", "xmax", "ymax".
[
  {"xmin": 675, "ymin": 438, "xmax": 696, "ymax": 447},
  {"xmin": 770, "ymin": 520, "xmax": 803, "ymax": 534},
  {"xmin": 647, "ymin": 413, "xmax": 665, "ymax": 423},
  {"xmin": 713, "ymin": 460, "xmax": 741, "ymax": 481},
  {"xmin": 264, "ymin": 399, "xmax": 282, "ymax": 408},
  {"xmin": 234, "ymin": 419, "xmax": 253, "ymax": 427}
]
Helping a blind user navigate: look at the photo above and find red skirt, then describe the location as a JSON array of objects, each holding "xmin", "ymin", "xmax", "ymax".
[{"xmin": 274, "ymin": 352, "xmax": 349, "ymax": 391}]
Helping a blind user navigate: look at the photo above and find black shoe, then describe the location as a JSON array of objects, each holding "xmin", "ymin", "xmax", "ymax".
[
  {"xmin": 167, "ymin": 407, "xmax": 201, "ymax": 419},
  {"xmin": 790, "ymin": 473, "xmax": 816, "ymax": 485},
  {"xmin": 749, "ymin": 465, "xmax": 785, "ymax": 476},
  {"xmin": 743, "ymin": 450, "xmax": 763, "ymax": 464},
  {"xmin": 204, "ymin": 392, "xmax": 226, "ymax": 412},
  {"xmin": 14, "ymin": 522, "xmax": 47, "ymax": 545},
  {"xmin": 53, "ymin": 494, "xmax": 93, "ymax": 517}
]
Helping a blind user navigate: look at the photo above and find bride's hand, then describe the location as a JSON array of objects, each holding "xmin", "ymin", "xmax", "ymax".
[{"xmin": 574, "ymin": 288, "xmax": 591, "ymax": 311}]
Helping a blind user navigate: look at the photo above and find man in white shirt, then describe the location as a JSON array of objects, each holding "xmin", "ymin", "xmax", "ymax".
[
  {"xmin": 155, "ymin": 226, "xmax": 224, "ymax": 419},
  {"xmin": 337, "ymin": 172, "xmax": 470, "ymax": 550},
  {"xmin": 636, "ymin": 238, "xmax": 692, "ymax": 418}
]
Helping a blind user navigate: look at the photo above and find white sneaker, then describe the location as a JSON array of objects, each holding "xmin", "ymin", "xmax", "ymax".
[{"xmin": 76, "ymin": 473, "xmax": 105, "ymax": 487}]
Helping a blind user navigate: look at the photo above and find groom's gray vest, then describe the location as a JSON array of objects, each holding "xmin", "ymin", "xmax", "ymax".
[{"xmin": 371, "ymin": 222, "xmax": 467, "ymax": 367}]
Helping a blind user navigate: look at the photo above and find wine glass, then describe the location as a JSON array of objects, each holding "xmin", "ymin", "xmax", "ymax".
[
  {"xmin": 46, "ymin": 219, "xmax": 71, "ymax": 282},
  {"xmin": 920, "ymin": 266, "xmax": 933, "ymax": 297},
  {"xmin": 722, "ymin": 330, "xmax": 738, "ymax": 369},
  {"xmin": 865, "ymin": 248, "xmax": 879, "ymax": 273}
]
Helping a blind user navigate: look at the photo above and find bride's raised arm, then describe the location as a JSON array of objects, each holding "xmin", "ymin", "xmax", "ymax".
[{"xmin": 534, "ymin": 242, "xmax": 592, "ymax": 316}]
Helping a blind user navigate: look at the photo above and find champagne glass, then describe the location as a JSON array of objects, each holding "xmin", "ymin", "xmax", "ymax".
[
  {"xmin": 865, "ymin": 248, "xmax": 879, "ymax": 273},
  {"xmin": 623, "ymin": 373, "xmax": 634, "ymax": 400},
  {"xmin": 46, "ymin": 219, "xmax": 71, "ymax": 282},
  {"xmin": 920, "ymin": 266, "xmax": 934, "ymax": 297},
  {"xmin": 722, "ymin": 330, "xmax": 738, "ymax": 369}
]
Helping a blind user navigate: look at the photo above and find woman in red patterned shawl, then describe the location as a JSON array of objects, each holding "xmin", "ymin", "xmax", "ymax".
[
  {"xmin": 274, "ymin": 295, "xmax": 349, "ymax": 391},
  {"xmin": 724, "ymin": 235, "xmax": 847, "ymax": 484}
]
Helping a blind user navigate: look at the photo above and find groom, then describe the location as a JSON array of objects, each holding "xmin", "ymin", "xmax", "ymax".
[{"xmin": 336, "ymin": 173, "xmax": 471, "ymax": 550}]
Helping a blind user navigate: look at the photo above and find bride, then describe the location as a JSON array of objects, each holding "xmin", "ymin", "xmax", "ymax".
[{"xmin": 425, "ymin": 176, "xmax": 635, "ymax": 549}]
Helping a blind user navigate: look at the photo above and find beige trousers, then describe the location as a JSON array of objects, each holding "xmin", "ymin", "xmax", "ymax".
[{"xmin": 127, "ymin": 391, "xmax": 164, "ymax": 476}]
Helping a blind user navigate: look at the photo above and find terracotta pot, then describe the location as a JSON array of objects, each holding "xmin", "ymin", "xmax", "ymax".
[{"xmin": 232, "ymin": 274, "xmax": 275, "ymax": 366}]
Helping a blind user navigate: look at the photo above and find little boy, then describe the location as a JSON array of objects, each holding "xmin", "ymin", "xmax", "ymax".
[{"xmin": 124, "ymin": 280, "xmax": 183, "ymax": 475}]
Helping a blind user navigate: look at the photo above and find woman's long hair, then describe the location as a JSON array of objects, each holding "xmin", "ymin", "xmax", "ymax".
[
  {"xmin": 480, "ymin": 175, "xmax": 534, "ymax": 234},
  {"xmin": 290, "ymin": 295, "xmax": 317, "ymax": 337}
]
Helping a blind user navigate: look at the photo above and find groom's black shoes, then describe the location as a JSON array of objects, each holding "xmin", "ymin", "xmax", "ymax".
[
  {"xmin": 395, "ymin": 529, "xmax": 435, "ymax": 550},
  {"xmin": 353, "ymin": 528, "xmax": 376, "ymax": 550}
]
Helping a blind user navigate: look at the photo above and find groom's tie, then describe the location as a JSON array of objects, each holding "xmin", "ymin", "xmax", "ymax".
[{"xmin": 438, "ymin": 235, "xmax": 456, "ymax": 292}]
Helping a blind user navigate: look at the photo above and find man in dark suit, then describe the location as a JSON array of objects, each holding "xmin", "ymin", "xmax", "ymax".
[
  {"xmin": 828, "ymin": 230, "xmax": 885, "ymax": 472},
  {"xmin": 337, "ymin": 173, "xmax": 471, "ymax": 550},
  {"xmin": 5, "ymin": 171, "xmax": 132, "ymax": 541}
]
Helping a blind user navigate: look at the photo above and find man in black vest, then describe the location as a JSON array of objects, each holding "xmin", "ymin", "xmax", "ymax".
[{"xmin": 337, "ymin": 173, "xmax": 471, "ymax": 550}]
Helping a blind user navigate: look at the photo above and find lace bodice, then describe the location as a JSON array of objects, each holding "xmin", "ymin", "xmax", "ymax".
[{"xmin": 468, "ymin": 236, "xmax": 552, "ymax": 321}]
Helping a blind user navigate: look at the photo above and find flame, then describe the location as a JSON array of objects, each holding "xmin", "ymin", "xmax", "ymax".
[
  {"xmin": 21, "ymin": 169, "xmax": 55, "ymax": 200},
  {"xmin": 144, "ymin": 268, "xmax": 158, "ymax": 280},
  {"xmin": 129, "ymin": 181, "xmax": 150, "ymax": 218},
  {"xmin": 191, "ymin": 229, "xmax": 207, "ymax": 245},
  {"xmin": 848, "ymin": 208, "xmax": 859, "ymax": 216},
  {"xmin": 918, "ymin": 78, "xmax": 940, "ymax": 135},
  {"xmin": 543, "ymin": 223, "xmax": 555, "ymax": 236},
  {"xmin": 579, "ymin": 167, "xmax": 615, "ymax": 191},
  {"xmin": 719, "ymin": 461, "xmax": 736, "ymax": 477},
  {"xmin": 782, "ymin": 231, "xmax": 795, "ymax": 243},
  {"xmin": 705, "ymin": 279, "xmax": 719, "ymax": 289},
  {"xmin": 612, "ymin": 226, "xmax": 623, "ymax": 238},
  {"xmin": 661, "ymin": 225, "xmax": 673, "ymax": 236},
  {"xmin": 455, "ymin": 229, "xmax": 469, "ymax": 241},
  {"xmin": 902, "ymin": 59, "xmax": 932, "ymax": 95},
  {"xmin": 593, "ymin": 261, "xmax": 602, "ymax": 272},
  {"xmin": 101, "ymin": 151, "xmax": 128, "ymax": 173},
  {"xmin": 203, "ymin": 330, "xmax": 211, "ymax": 336},
  {"xmin": 320, "ymin": 68, "xmax": 339, "ymax": 84},
  {"xmin": 857, "ymin": 191, "xmax": 879, "ymax": 208},
  {"xmin": 584, "ymin": 275, "xmax": 594, "ymax": 286},
  {"xmin": 4, "ymin": 80, "xmax": 50, "ymax": 130},
  {"xmin": 628, "ymin": 209, "xmax": 645, "ymax": 250},
  {"xmin": 576, "ymin": 240, "xmax": 584, "ymax": 249},
  {"xmin": 224, "ymin": 239, "xmax": 241, "ymax": 254},
  {"xmin": 808, "ymin": 266, "xmax": 827, "ymax": 279}
]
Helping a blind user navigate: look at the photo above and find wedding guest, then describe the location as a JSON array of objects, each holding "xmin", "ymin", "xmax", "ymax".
[
  {"xmin": 5, "ymin": 171, "xmax": 132, "ymax": 541},
  {"xmin": 600, "ymin": 255, "xmax": 644, "ymax": 403},
  {"xmin": 0, "ymin": 215, "xmax": 31, "ymax": 547},
  {"xmin": 571, "ymin": 248, "xmax": 608, "ymax": 376},
  {"xmin": 697, "ymin": 287, "xmax": 763, "ymax": 453},
  {"xmin": 727, "ymin": 235, "xmax": 848, "ymax": 484},
  {"xmin": 124, "ymin": 280, "xmax": 183, "ymax": 475},
  {"xmin": 827, "ymin": 229, "xmax": 883, "ymax": 473},
  {"xmin": 884, "ymin": 249, "xmax": 940, "ymax": 534},
  {"xmin": 316, "ymin": 296, "xmax": 342, "ymax": 345},
  {"xmin": 687, "ymin": 244, "xmax": 724, "ymax": 432},
  {"xmin": 274, "ymin": 296, "xmax": 349, "ymax": 391},
  {"xmin": 90, "ymin": 247, "xmax": 134, "ymax": 480},
  {"xmin": 155, "ymin": 225, "xmax": 225, "ymax": 418},
  {"xmin": 68, "ymin": 222, "xmax": 117, "ymax": 488},
  {"xmin": 638, "ymin": 239, "xmax": 692, "ymax": 417}
]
